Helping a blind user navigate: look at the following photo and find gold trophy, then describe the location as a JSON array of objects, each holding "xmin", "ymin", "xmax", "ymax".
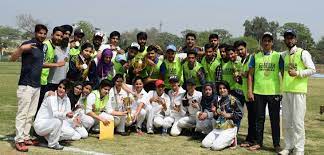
[
  {"xmin": 131, "ymin": 57, "xmax": 147, "ymax": 74},
  {"xmin": 123, "ymin": 97, "xmax": 133, "ymax": 124}
]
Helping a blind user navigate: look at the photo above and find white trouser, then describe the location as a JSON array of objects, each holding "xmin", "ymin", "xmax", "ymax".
[
  {"xmin": 153, "ymin": 115, "xmax": 174, "ymax": 129},
  {"xmin": 282, "ymin": 93, "xmax": 306, "ymax": 152},
  {"xmin": 60, "ymin": 120, "xmax": 88, "ymax": 140},
  {"xmin": 195, "ymin": 112, "xmax": 213, "ymax": 134},
  {"xmin": 125, "ymin": 109, "xmax": 146, "ymax": 128},
  {"xmin": 170, "ymin": 115, "xmax": 196, "ymax": 136},
  {"xmin": 34, "ymin": 118, "xmax": 62, "ymax": 147},
  {"xmin": 81, "ymin": 113, "xmax": 96, "ymax": 130},
  {"xmin": 15, "ymin": 85, "xmax": 40, "ymax": 143},
  {"xmin": 201, "ymin": 127, "xmax": 237, "ymax": 151},
  {"xmin": 83, "ymin": 112, "xmax": 126, "ymax": 133},
  {"xmin": 169, "ymin": 113, "xmax": 186, "ymax": 136}
]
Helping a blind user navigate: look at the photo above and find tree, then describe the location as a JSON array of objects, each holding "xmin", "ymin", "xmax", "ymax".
[
  {"xmin": 16, "ymin": 14, "xmax": 45, "ymax": 38},
  {"xmin": 76, "ymin": 21, "xmax": 95, "ymax": 43},
  {"xmin": 211, "ymin": 29, "xmax": 233, "ymax": 43},
  {"xmin": 0, "ymin": 26, "xmax": 21, "ymax": 39},
  {"xmin": 313, "ymin": 36, "xmax": 324, "ymax": 64},
  {"xmin": 243, "ymin": 16, "xmax": 279, "ymax": 42},
  {"xmin": 279, "ymin": 22, "xmax": 315, "ymax": 51}
]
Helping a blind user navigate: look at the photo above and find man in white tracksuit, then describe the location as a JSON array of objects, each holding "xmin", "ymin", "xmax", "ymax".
[
  {"xmin": 34, "ymin": 80, "xmax": 84, "ymax": 150},
  {"xmin": 279, "ymin": 30, "xmax": 316, "ymax": 155},
  {"xmin": 167, "ymin": 76, "xmax": 186, "ymax": 136},
  {"xmin": 173, "ymin": 79, "xmax": 202, "ymax": 136},
  {"xmin": 145, "ymin": 80, "xmax": 171, "ymax": 134}
]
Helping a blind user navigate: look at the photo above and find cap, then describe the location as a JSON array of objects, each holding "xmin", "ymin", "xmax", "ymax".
[
  {"xmin": 74, "ymin": 28, "xmax": 85, "ymax": 37},
  {"xmin": 61, "ymin": 25, "xmax": 73, "ymax": 33},
  {"xmin": 94, "ymin": 31, "xmax": 104, "ymax": 38},
  {"xmin": 284, "ymin": 29, "xmax": 297, "ymax": 38},
  {"xmin": 130, "ymin": 42, "xmax": 140, "ymax": 51},
  {"xmin": 169, "ymin": 76, "xmax": 179, "ymax": 83},
  {"xmin": 155, "ymin": 79, "xmax": 165, "ymax": 87},
  {"xmin": 166, "ymin": 44, "xmax": 176, "ymax": 52},
  {"xmin": 186, "ymin": 78, "xmax": 196, "ymax": 85},
  {"xmin": 115, "ymin": 54, "xmax": 127, "ymax": 62},
  {"xmin": 262, "ymin": 32, "xmax": 273, "ymax": 40}
]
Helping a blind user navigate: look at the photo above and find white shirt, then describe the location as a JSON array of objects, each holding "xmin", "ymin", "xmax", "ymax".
[
  {"xmin": 186, "ymin": 90, "xmax": 202, "ymax": 116},
  {"xmin": 130, "ymin": 88, "xmax": 147, "ymax": 111},
  {"xmin": 35, "ymin": 92, "xmax": 71, "ymax": 121},
  {"xmin": 281, "ymin": 46, "xmax": 316, "ymax": 77},
  {"xmin": 168, "ymin": 87, "xmax": 186, "ymax": 117},
  {"xmin": 85, "ymin": 92, "xmax": 109, "ymax": 114},
  {"xmin": 106, "ymin": 87, "xmax": 129, "ymax": 115},
  {"xmin": 143, "ymin": 90, "xmax": 171, "ymax": 116}
]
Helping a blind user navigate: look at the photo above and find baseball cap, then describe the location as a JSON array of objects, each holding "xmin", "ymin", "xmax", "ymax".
[
  {"xmin": 74, "ymin": 28, "xmax": 85, "ymax": 37},
  {"xmin": 155, "ymin": 79, "xmax": 165, "ymax": 87},
  {"xmin": 169, "ymin": 76, "xmax": 179, "ymax": 83},
  {"xmin": 94, "ymin": 31, "xmax": 104, "ymax": 38},
  {"xmin": 130, "ymin": 42, "xmax": 140, "ymax": 51},
  {"xmin": 115, "ymin": 54, "xmax": 127, "ymax": 62},
  {"xmin": 284, "ymin": 29, "xmax": 297, "ymax": 38},
  {"xmin": 166, "ymin": 44, "xmax": 176, "ymax": 52},
  {"xmin": 262, "ymin": 32, "xmax": 273, "ymax": 40}
]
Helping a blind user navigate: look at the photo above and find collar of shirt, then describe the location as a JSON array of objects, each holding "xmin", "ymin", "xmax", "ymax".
[
  {"xmin": 263, "ymin": 50, "xmax": 272, "ymax": 55},
  {"xmin": 289, "ymin": 46, "xmax": 298, "ymax": 55},
  {"xmin": 79, "ymin": 54, "xmax": 86, "ymax": 63}
]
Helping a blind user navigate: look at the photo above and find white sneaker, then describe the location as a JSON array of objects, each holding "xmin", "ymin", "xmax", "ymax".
[
  {"xmin": 278, "ymin": 149, "xmax": 292, "ymax": 155},
  {"xmin": 147, "ymin": 128, "xmax": 154, "ymax": 134}
]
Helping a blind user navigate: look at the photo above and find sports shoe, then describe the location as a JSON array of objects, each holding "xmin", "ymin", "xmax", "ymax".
[
  {"xmin": 15, "ymin": 142, "xmax": 28, "ymax": 152},
  {"xmin": 147, "ymin": 128, "xmax": 154, "ymax": 134},
  {"xmin": 278, "ymin": 149, "xmax": 292, "ymax": 155},
  {"xmin": 49, "ymin": 144, "xmax": 64, "ymax": 150}
]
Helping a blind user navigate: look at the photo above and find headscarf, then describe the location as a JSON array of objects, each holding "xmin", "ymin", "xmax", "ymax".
[
  {"xmin": 97, "ymin": 48, "xmax": 114, "ymax": 78},
  {"xmin": 200, "ymin": 83, "xmax": 217, "ymax": 112}
]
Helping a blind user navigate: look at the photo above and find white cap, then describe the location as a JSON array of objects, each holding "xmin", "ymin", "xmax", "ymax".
[
  {"xmin": 130, "ymin": 42, "xmax": 140, "ymax": 51},
  {"xmin": 94, "ymin": 31, "xmax": 104, "ymax": 38}
]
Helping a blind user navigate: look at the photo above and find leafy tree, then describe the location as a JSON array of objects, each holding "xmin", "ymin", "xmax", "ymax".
[
  {"xmin": 243, "ymin": 16, "xmax": 279, "ymax": 42},
  {"xmin": 76, "ymin": 21, "xmax": 95, "ymax": 43}
]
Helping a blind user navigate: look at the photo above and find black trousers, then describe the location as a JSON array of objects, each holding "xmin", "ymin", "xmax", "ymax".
[
  {"xmin": 245, "ymin": 101, "xmax": 257, "ymax": 143},
  {"xmin": 254, "ymin": 94, "xmax": 281, "ymax": 147}
]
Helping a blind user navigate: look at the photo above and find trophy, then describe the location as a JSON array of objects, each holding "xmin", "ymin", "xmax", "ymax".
[
  {"xmin": 131, "ymin": 57, "xmax": 147, "ymax": 75},
  {"xmin": 123, "ymin": 97, "xmax": 133, "ymax": 124}
]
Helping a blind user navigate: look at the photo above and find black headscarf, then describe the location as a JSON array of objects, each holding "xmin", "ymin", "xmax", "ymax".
[
  {"xmin": 200, "ymin": 83, "xmax": 217, "ymax": 112},
  {"xmin": 67, "ymin": 81, "xmax": 82, "ymax": 109}
]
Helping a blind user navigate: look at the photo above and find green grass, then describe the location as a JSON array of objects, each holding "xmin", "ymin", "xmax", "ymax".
[{"xmin": 0, "ymin": 62, "xmax": 323, "ymax": 154}]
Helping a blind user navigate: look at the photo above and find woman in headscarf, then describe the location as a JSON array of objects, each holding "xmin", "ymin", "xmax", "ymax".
[
  {"xmin": 195, "ymin": 83, "xmax": 218, "ymax": 134},
  {"xmin": 88, "ymin": 48, "xmax": 115, "ymax": 89},
  {"xmin": 201, "ymin": 81, "xmax": 243, "ymax": 151}
]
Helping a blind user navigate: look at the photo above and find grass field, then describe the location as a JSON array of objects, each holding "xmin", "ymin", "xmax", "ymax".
[{"xmin": 0, "ymin": 62, "xmax": 323, "ymax": 155}]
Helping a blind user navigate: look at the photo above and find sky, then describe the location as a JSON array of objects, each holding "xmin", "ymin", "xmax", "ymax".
[{"xmin": 1, "ymin": 0, "xmax": 323, "ymax": 41}]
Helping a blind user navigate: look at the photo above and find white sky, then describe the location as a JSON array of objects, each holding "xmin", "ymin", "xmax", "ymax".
[{"xmin": 1, "ymin": 0, "xmax": 323, "ymax": 41}]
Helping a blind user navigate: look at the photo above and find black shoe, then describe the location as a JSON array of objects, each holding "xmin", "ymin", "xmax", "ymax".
[
  {"xmin": 275, "ymin": 146, "xmax": 281, "ymax": 153},
  {"xmin": 118, "ymin": 132, "xmax": 129, "ymax": 136}
]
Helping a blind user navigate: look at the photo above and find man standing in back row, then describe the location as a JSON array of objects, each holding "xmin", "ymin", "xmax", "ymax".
[
  {"xmin": 279, "ymin": 30, "xmax": 316, "ymax": 155},
  {"xmin": 248, "ymin": 32, "xmax": 283, "ymax": 153}
]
